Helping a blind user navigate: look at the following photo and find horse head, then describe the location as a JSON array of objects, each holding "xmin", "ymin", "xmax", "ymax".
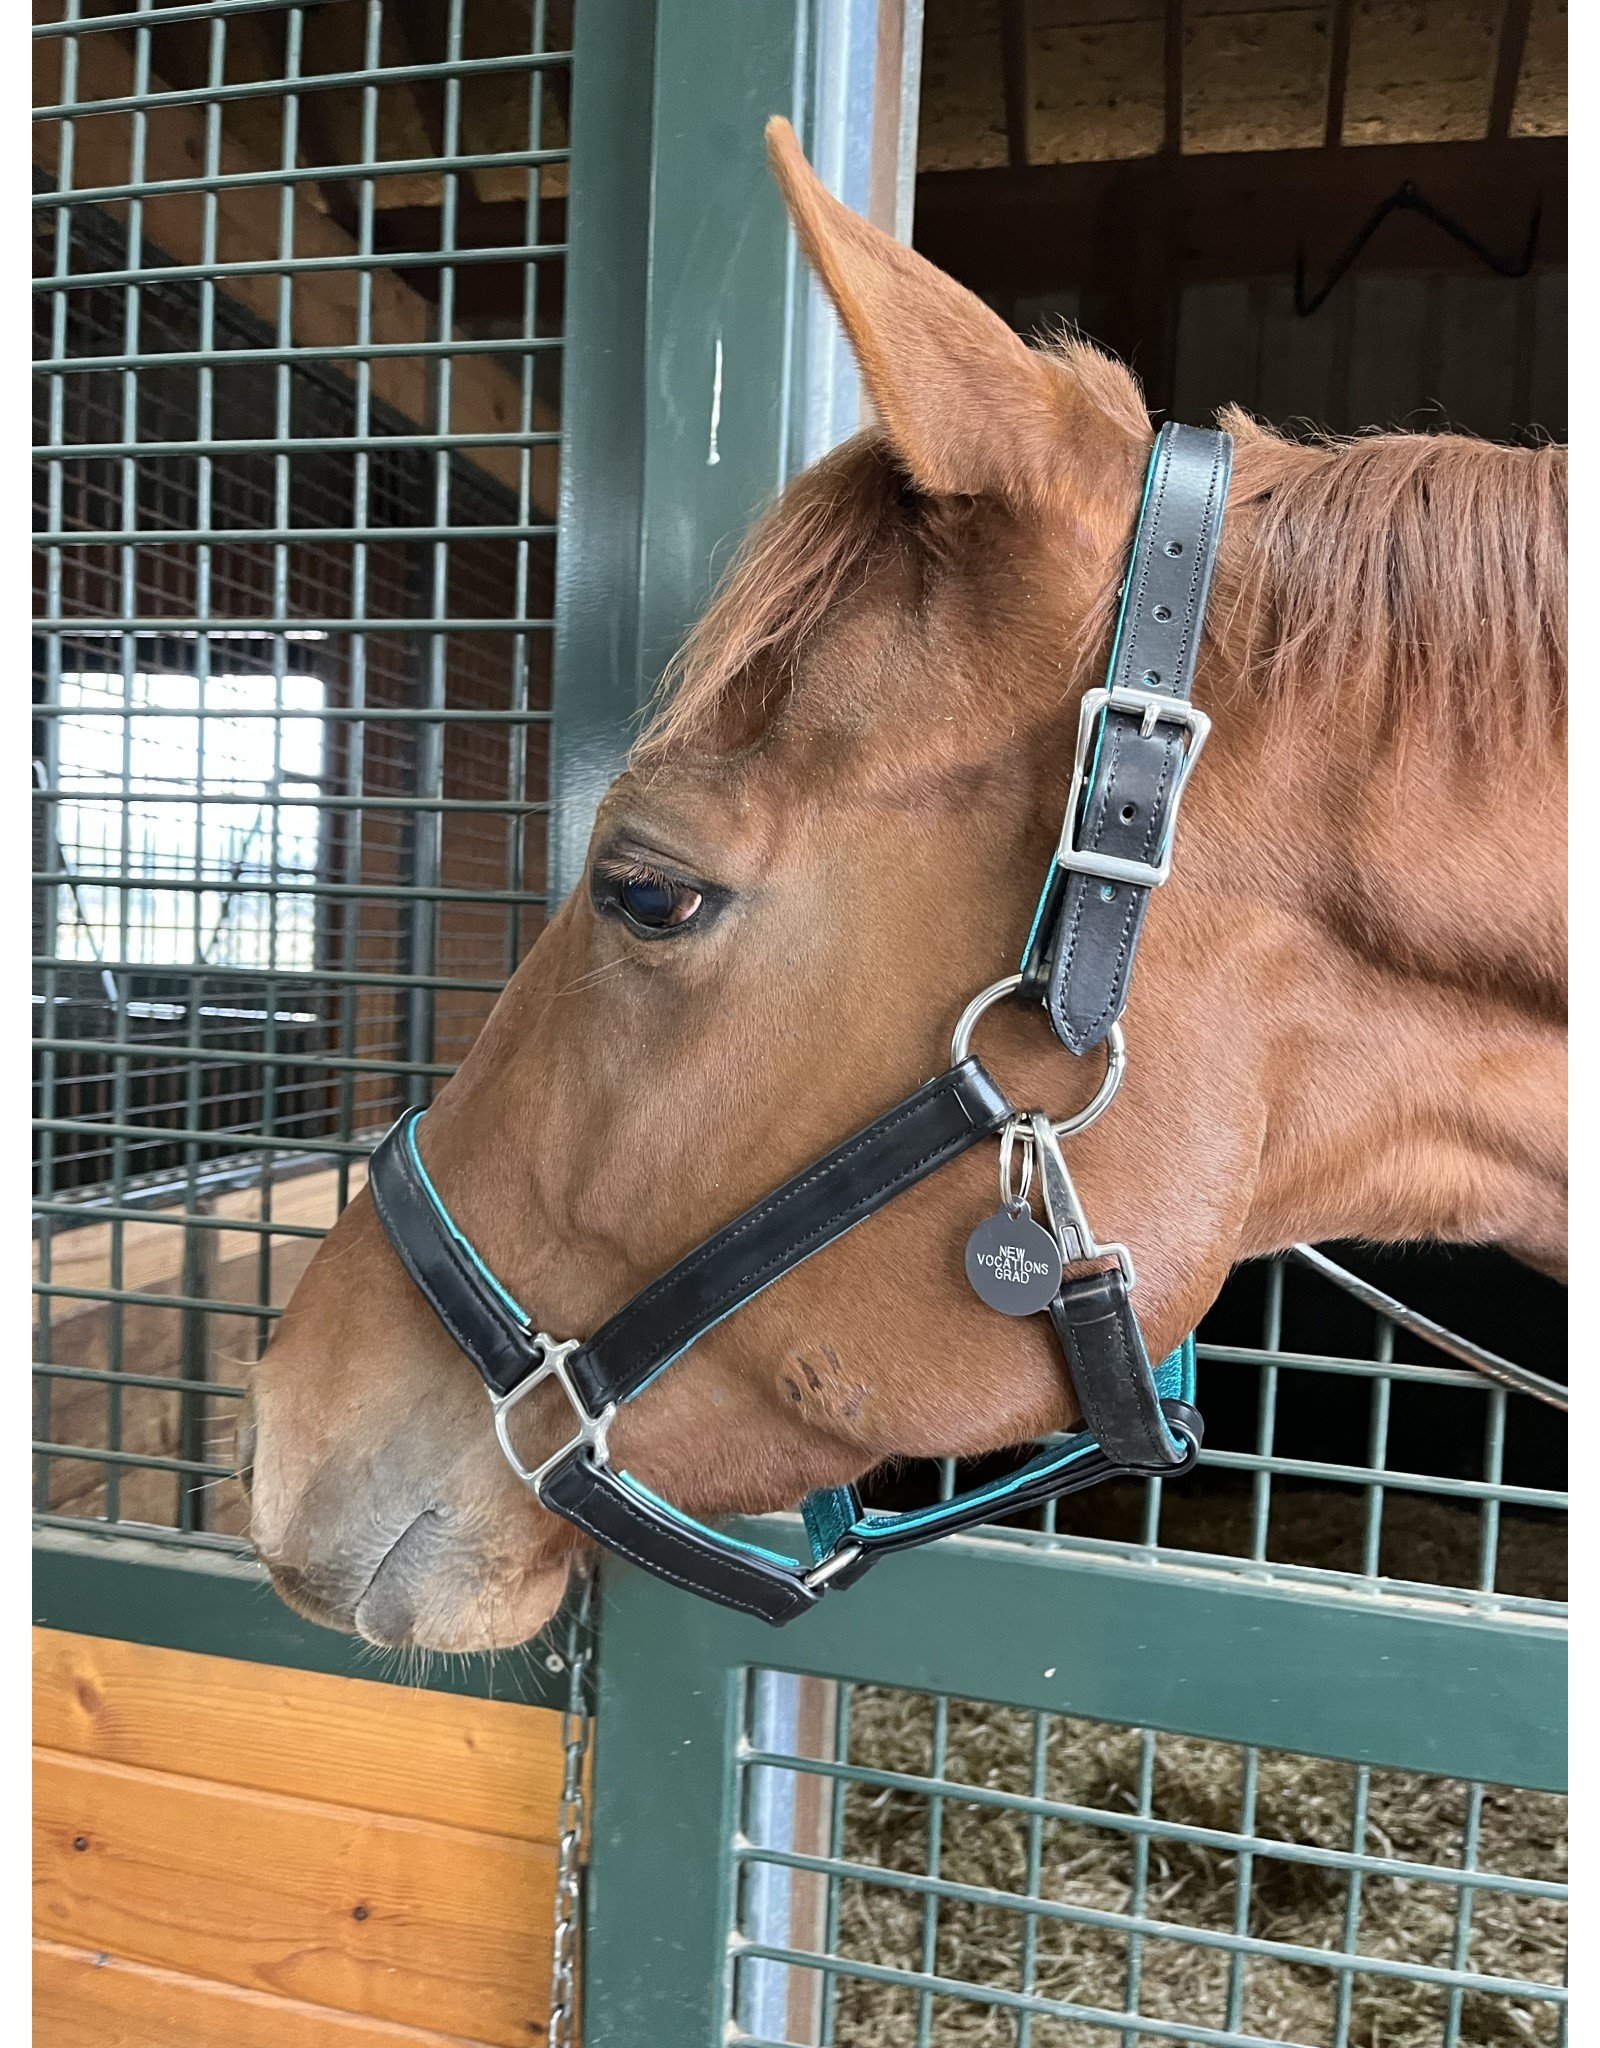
[{"xmin": 248, "ymin": 123, "xmax": 1566, "ymax": 1650}]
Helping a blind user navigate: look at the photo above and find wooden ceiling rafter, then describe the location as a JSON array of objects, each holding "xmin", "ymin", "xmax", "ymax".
[
  {"xmin": 1324, "ymin": 0, "xmax": 1355, "ymax": 150},
  {"xmin": 997, "ymin": 0, "xmax": 1031, "ymax": 172},
  {"xmin": 1488, "ymin": 0, "xmax": 1535, "ymax": 142},
  {"xmin": 1163, "ymin": 0, "xmax": 1184, "ymax": 157}
]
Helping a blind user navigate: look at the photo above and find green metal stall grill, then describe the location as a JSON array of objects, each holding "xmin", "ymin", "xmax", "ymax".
[
  {"xmin": 587, "ymin": 1253, "xmax": 1568, "ymax": 2048},
  {"xmin": 33, "ymin": 0, "xmax": 567, "ymax": 1554}
]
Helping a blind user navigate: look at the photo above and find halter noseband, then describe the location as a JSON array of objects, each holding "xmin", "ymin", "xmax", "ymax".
[{"xmin": 369, "ymin": 422, "xmax": 1233, "ymax": 1624}]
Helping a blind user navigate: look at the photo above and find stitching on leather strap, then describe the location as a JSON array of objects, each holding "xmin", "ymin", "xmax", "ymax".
[
  {"xmin": 584, "ymin": 1075, "xmax": 995, "ymax": 1385},
  {"xmin": 375, "ymin": 1142, "xmax": 531, "ymax": 1390},
  {"xmin": 556, "ymin": 1480, "xmax": 797, "ymax": 1620}
]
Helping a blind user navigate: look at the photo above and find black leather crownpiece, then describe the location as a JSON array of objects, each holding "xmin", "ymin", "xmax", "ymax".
[
  {"xmin": 567, "ymin": 1057, "xmax": 1012, "ymax": 1416},
  {"xmin": 539, "ymin": 1452, "xmax": 824, "ymax": 1625},
  {"xmin": 1021, "ymin": 422, "xmax": 1232, "ymax": 1054},
  {"xmin": 1047, "ymin": 1266, "xmax": 1188, "ymax": 1469},
  {"xmin": 369, "ymin": 1110, "xmax": 540, "ymax": 1398}
]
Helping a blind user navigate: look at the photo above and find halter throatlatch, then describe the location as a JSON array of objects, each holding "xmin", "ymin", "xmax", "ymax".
[{"xmin": 368, "ymin": 422, "xmax": 1231, "ymax": 1624}]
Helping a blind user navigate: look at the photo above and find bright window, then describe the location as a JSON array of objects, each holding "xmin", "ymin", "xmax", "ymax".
[{"xmin": 50, "ymin": 670, "xmax": 328, "ymax": 971}]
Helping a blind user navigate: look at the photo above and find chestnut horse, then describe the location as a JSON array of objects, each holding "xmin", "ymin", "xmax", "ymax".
[{"xmin": 247, "ymin": 123, "xmax": 1566, "ymax": 1651}]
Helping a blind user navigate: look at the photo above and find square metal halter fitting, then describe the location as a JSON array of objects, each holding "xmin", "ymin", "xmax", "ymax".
[
  {"xmin": 490, "ymin": 1336, "xmax": 616, "ymax": 1495},
  {"xmin": 1054, "ymin": 685, "xmax": 1212, "ymax": 891}
]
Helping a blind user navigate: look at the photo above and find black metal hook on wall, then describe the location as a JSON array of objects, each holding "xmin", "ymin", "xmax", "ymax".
[{"xmin": 1294, "ymin": 180, "xmax": 1543, "ymax": 316}]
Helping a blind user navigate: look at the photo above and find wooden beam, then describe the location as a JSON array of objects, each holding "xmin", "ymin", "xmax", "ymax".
[
  {"xmin": 1084, "ymin": 158, "xmax": 1177, "ymax": 414},
  {"xmin": 998, "ymin": 0, "xmax": 1031, "ymax": 172},
  {"xmin": 1488, "ymin": 0, "xmax": 1534, "ymax": 141},
  {"xmin": 32, "ymin": 30, "xmax": 556, "ymax": 513},
  {"xmin": 384, "ymin": 0, "xmax": 452, "ymax": 169},
  {"xmin": 290, "ymin": 74, "xmax": 364, "ymax": 240},
  {"xmin": 914, "ymin": 138, "xmax": 1566, "ymax": 301},
  {"xmin": 34, "ymin": 1748, "xmax": 556, "ymax": 2043},
  {"xmin": 1324, "ymin": 0, "xmax": 1354, "ymax": 150},
  {"xmin": 1163, "ymin": 0, "xmax": 1184, "ymax": 156},
  {"xmin": 35, "ymin": 1940, "xmax": 488, "ymax": 2048}
]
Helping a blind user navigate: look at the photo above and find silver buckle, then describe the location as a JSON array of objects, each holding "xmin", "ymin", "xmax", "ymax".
[
  {"xmin": 490, "ymin": 1336, "xmax": 616, "ymax": 1496},
  {"xmin": 1054, "ymin": 685, "xmax": 1212, "ymax": 890}
]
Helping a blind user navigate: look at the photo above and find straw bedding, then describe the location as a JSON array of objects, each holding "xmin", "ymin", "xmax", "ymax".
[{"xmin": 830, "ymin": 1490, "xmax": 1566, "ymax": 2048}]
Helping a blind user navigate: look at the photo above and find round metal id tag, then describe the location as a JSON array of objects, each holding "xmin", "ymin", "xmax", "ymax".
[{"xmin": 964, "ymin": 1205, "xmax": 1065, "ymax": 1317}]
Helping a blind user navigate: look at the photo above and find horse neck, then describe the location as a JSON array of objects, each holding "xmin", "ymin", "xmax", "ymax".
[{"xmin": 1187, "ymin": 671, "xmax": 1567, "ymax": 1275}]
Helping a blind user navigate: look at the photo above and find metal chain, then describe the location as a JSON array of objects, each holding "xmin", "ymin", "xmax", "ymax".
[{"xmin": 547, "ymin": 1567, "xmax": 594, "ymax": 2048}]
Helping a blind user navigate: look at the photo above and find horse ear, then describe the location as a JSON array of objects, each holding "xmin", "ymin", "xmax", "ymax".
[{"xmin": 765, "ymin": 117, "xmax": 1145, "ymax": 505}]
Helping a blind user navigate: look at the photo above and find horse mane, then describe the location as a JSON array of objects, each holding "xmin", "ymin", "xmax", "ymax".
[
  {"xmin": 636, "ymin": 343, "xmax": 1567, "ymax": 766},
  {"xmin": 1218, "ymin": 408, "xmax": 1566, "ymax": 755}
]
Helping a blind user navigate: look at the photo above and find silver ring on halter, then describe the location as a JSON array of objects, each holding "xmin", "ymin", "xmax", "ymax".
[{"xmin": 950, "ymin": 974, "xmax": 1126, "ymax": 1138}]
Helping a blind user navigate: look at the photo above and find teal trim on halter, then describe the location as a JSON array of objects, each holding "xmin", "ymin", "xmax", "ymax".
[
  {"xmin": 794, "ymin": 1336, "xmax": 1194, "ymax": 1557},
  {"xmin": 403, "ymin": 1113, "xmax": 530, "ymax": 1329},
  {"xmin": 612, "ymin": 1470, "xmax": 806, "ymax": 1570},
  {"xmin": 1156, "ymin": 1333, "xmax": 1196, "ymax": 1406},
  {"xmin": 847, "ymin": 1433, "xmax": 1100, "ymax": 1544},
  {"xmin": 802, "ymin": 1486, "xmax": 860, "ymax": 1563}
]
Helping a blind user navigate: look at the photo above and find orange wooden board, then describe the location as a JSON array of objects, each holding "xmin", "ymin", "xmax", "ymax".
[
  {"xmin": 34, "ymin": 1749, "xmax": 555, "ymax": 2047},
  {"xmin": 34, "ymin": 1628, "xmax": 566, "ymax": 1844},
  {"xmin": 34, "ymin": 1939, "xmax": 491, "ymax": 2048}
]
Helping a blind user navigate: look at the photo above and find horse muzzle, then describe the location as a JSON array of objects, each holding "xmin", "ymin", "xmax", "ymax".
[{"xmin": 244, "ymin": 1383, "xmax": 573, "ymax": 1651}]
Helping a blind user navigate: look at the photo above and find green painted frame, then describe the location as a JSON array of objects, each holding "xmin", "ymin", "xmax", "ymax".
[
  {"xmin": 32, "ymin": 1523, "xmax": 573, "ymax": 1707},
  {"xmin": 583, "ymin": 1522, "xmax": 1568, "ymax": 2045},
  {"xmin": 550, "ymin": 0, "xmax": 808, "ymax": 897}
]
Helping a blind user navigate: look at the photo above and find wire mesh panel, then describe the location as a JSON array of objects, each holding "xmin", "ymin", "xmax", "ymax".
[
  {"xmin": 722, "ymin": 1254, "xmax": 1567, "ymax": 2048},
  {"xmin": 33, "ymin": 0, "xmax": 571, "ymax": 1545},
  {"xmin": 934, "ymin": 1253, "xmax": 1566, "ymax": 1623},
  {"xmin": 733, "ymin": 1676, "xmax": 1567, "ymax": 2048}
]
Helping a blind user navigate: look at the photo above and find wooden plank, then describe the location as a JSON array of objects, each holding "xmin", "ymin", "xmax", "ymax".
[
  {"xmin": 1324, "ymin": 0, "xmax": 1354, "ymax": 149},
  {"xmin": 35, "ymin": 1938, "xmax": 490, "ymax": 2048},
  {"xmin": 1432, "ymin": 274, "xmax": 1520, "ymax": 436},
  {"xmin": 36, "ymin": 1163, "xmax": 362, "ymax": 1305},
  {"xmin": 1254, "ymin": 278, "xmax": 1342, "ymax": 434},
  {"xmin": 1342, "ymin": 274, "xmax": 1431, "ymax": 432},
  {"xmin": 1170, "ymin": 280, "xmax": 1258, "ymax": 428},
  {"xmin": 1525, "ymin": 269, "xmax": 1566, "ymax": 438},
  {"xmin": 998, "ymin": 0, "xmax": 1031, "ymax": 171},
  {"xmin": 34, "ymin": 1630, "xmax": 567, "ymax": 1845},
  {"xmin": 31, "ymin": 27, "xmax": 555, "ymax": 512},
  {"xmin": 34, "ymin": 1749, "xmax": 555, "ymax": 2047},
  {"xmin": 1488, "ymin": 0, "xmax": 1535, "ymax": 141},
  {"xmin": 1162, "ymin": 0, "xmax": 1183, "ymax": 155}
]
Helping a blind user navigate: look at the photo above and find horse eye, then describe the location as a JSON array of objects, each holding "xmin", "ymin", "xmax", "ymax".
[{"xmin": 607, "ymin": 863, "xmax": 704, "ymax": 934}]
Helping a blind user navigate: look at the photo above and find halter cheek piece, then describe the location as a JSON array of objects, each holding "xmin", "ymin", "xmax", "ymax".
[{"xmin": 369, "ymin": 422, "xmax": 1233, "ymax": 1625}]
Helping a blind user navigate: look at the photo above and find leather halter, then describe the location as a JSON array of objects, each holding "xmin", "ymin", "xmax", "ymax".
[{"xmin": 369, "ymin": 421, "xmax": 1233, "ymax": 1624}]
